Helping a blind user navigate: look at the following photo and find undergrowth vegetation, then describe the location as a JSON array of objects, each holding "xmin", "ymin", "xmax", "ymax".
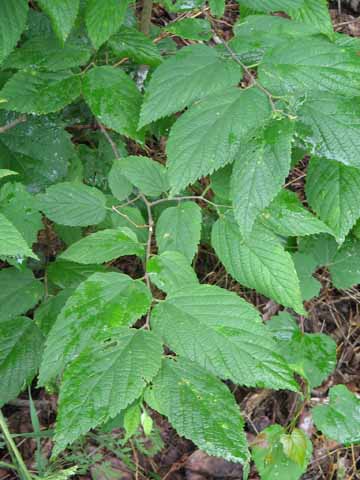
[{"xmin": 0, "ymin": 0, "xmax": 360, "ymax": 479}]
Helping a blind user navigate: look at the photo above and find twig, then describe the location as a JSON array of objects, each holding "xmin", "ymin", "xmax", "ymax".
[
  {"xmin": 140, "ymin": 0, "xmax": 153, "ymax": 36},
  {"xmin": 206, "ymin": 11, "xmax": 278, "ymax": 112},
  {"xmin": 97, "ymin": 120, "xmax": 154, "ymax": 328},
  {"xmin": 130, "ymin": 440, "xmax": 141, "ymax": 480},
  {"xmin": 334, "ymin": 16, "xmax": 360, "ymax": 27},
  {"xmin": 115, "ymin": 194, "xmax": 142, "ymax": 209},
  {"xmin": 141, "ymin": 193, "xmax": 154, "ymax": 329},
  {"xmin": 137, "ymin": 0, "xmax": 153, "ymax": 90},
  {"xmin": 112, "ymin": 205, "xmax": 148, "ymax": 229},
  {"xmin": 217, "ymin": 36, "xmax": 277, "ymax": 112},
  {"xmin": 7, "ymin": 399, "xmax": 50, "ymax": 408},
  {"xmin": 97, "ymin": 121, "xmax": 119, "ymax": 159},
  {"xmin": 150, "ymin": 195, "xmax": 231, "ymax": 211},
  {"xmin": 0, "ymin": 115, "xmax": 26, "ymax": 134}
]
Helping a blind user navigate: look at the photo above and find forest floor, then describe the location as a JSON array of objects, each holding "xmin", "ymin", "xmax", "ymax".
[{"xmin": 1, "ymin": 2, "xmax": 360, "ymax": 480}]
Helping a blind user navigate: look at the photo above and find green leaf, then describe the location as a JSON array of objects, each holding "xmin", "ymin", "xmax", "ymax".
[
  {"xmin": 37, "ymin": 0, "xmax": 80, "ymax": 43},
  {"xmin": 328, "ymin": 237, "xmax": 360, "ymax": 289},
  {"xmin": 0, "ymin": 316, "xmax": 44, "ymax": 407},
  {"xmin": 231, "ymin": 119, "xmax": 293, "ymax": 236},
  {"xmin": 0, "ymin": 169, "xmax": 18, "ymax": 179},
  {"xmin": 53, "ymin": 328, "xmax": 162, "ymax": 455},
  {"xmin": 260, "ymin": 189, "xmax": 332, "ymax": 237},
  {"xmin": 123, "ymin": 402, "xmax": 141, "ymax": 440},
  {"xmin": 233, "ymin": 14, "xmax": 319, "ymax": 40},
  {"xmin": 54, "ymin": 224, "xmax": 82, "ymax": 246},
  {"xmin": 230, "ymin": 15, "xmax": 319, "ymax": 65},
  {"xmin": 0, "ymin": 0, "xmax": 28, "ymax": 65},
  {"xmin": 280, "ymin": 429, "xmax": 309, "ymax": 469},
  {"xmin": 86, "ymin": 0, "xmax": 129, "ymax": 49},
  {"xmin": 78, "ymin": 134, "xmax": 127, "ymax": 190},
  {"xmin": 298, "ymin": 94, "xmax": 360, "ymax": 169},
  {"xmin": 109, "ymin": 26, "xmax": 162, "ymax": 67},
  {"xmin": 109, "ymin": 205, "xmax": 148, "ymax": 243},
  {"xmin": 118, "ymin": 156, "xmax": 169, "ymax": 197},
  {"xmin": 311, "ymin": 385, "xmax": 360, "ymax": 445},
  {"xmin": 292, "ymin": 252, "xmax": 321, "ymax": 301},
  {"xmin": 0, "ymin": 182, "xmax": 42, "ymax": 247},
  {"xmin": 147, "ymin": 251, "xmax": 199, "ymax": 295},
  {"xmin": 139, "ymin": 44, "xmax": 242, "ymax": 127},
  {"xmin": 306, "ymin": 157, "xmax": 360, "ymax": 243},
  {"xmin": 288, "ymin": 0, "xmax": 333, "ymax": 36},
  {"xmin": 141, "ymin": 410, "xmax": 153, "ymax": 436},
  {"xmin": 252, "ymin": 424, "xmax": 312, "ymax": 480},
  {"xmin": 164, "ymin": 19, "xmax": 212, "ymax": 40},
  {"xmin": 298, "ymin": 234, "xmax": 338, "ymax": 267},
  {"xmin": 268, "ymin": 312, "xmax": 336, "ymax": 388},
  {"xmin": 38, "ymin": 272, "xmax": 151, "ymax": 385},
  {"xmin": 210, "ymin": 164, "xmax": 232, "ymax": 202},
  {"xmin": 259, "ymin": 37, "xmax": 360, "ymax": 97},
  {"xmin": 35, "ymin": 289, "xmax": 74, "ymax": 336},
  {"xmin": 209, "ymin": 0, "xmax": 225, "ymax": 17},
  {"xmin": 60, "ymin": 228, "xmax": 144, "ymax": 264},
  {"xmin": 238, "ymin": 0, "xmax": 303, "ymax": 13},
  {"xmin": 108, "ymin": 160, "xmax": 133, "ymax": 201},
  {"xmin": 152, "ymin": 284, "xmax": 298, "ymax": 391},
  {"xmin": 83, "ymin": 66, "xmax": 144, "ymax": 142},
  {"xmin": 334, "ymin": 33, "xmax": 360, "ymax": 52},
  {"xmin": 47, "ymin": 260, "xmax": 107, "ymax": 289},
  {"xmin": 212, "ymin": 215, "xmax": 305, "ymax": 314},
  {"xmin": 156, "ymin": 202, "xmax": 201, "ymax": 263},
  {"xmin": 146, "ymin": 357, "xmax": 249, "ymax": 463},
  {"xmin": 0, "ymin": 71, "xmax": 81, "ymax": 114},
  {"xmin": 42, "ymin": 466, "xmax": 78, "ymax": 480},
  {"xmin": 0, "ymin": 213, "xmax": 38, "ymax": 260},
  {"xmin": 3, "ymin": 35, "xmax": 92, "ymax": 72},
  {"xmin": 39, "ymin": 182, "xmax": 107, "ymax": 227},
  {"xmin": 161, "ymin": 0, "xmax": 204, "ymax": 12},
  {"xmin": 167, "ymin": 88, "xmax": 271, "ymax": 194},
  {"xmin": 0, "ymin": 268, "xmax": 43, "ymax": 320},
  {"xmin": 0, "ymin": 114, "xmax": 75, "ymax": 191}
]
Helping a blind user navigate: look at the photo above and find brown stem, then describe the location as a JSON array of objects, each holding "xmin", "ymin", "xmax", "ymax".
[
  {"xmin": 97, "ymin": 122, "xmax": 119, "ymax": 159},
  {"xmin": 219, "ymin": 38, "xmax": 277, "ymax": 112},
  {"xmin": 140, "ymin": 0, "xmax": 153, "ymax": 36},
  {"xmin": 206, "ymin": 12, "xmax": 278, "ymax": 113},
  {"xmin": 140, "ymin": 194, "xmax": 154, "ymax": 329},
  {"xmin": 97, "ymin": 121, "xmax": 154, "ymax": 328},
  {"xmin": 150, "ymin": 195, "xmax": 229, "ymax": 210},
  {"xmin": 0, "ymin": 115, "xmax": 26, "ymax": 134}
]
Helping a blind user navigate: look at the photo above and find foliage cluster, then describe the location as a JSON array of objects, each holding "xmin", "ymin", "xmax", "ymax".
[{"xmin": 1, "ymin": 0, "xmax": 360, "ymax": 479}]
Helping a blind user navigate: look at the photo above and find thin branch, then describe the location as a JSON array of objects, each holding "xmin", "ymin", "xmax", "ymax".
[
  {"xmin": 97, "ymin": 121, "xmax": 119, "ymax": 159},
  {"xmin": 111, "ymin": 205, "xmax": 148, "ymax": 229},
  {"xmin": 217, "ymin": 36, "xmax": 277, "ymax": 112},
  {"xmin": 150, "ymin": 195, "xmax": 231, "ymax": 211},
  {"xmin": 7, "ymin": 399, "xmax": 50, "ymax": 408},
  {"xmin": 136, "ymin": 0, "xmax": 154, "ymax": 90},
  {"xmin": 115, "ymin": 194, "xmax": 142, "ymax": 209},
  {"xmin": 0, "ymin": 115, "xmax": 26, "ymax": 134},
  {"xmin": 140, "ymin": 0, "xmax": 153, "ymax": 36},
  {"xmin": 97, "ymin": 120, "xmax": 154, "ymax": 328},
  {"xmin": 334, "ymin": 16, "xmax": 360, "ymax": 27},
  {"xmin": 206, "ymin": 12, "xmax": 278, "ymax": 112},
  {"xmin": 141, "ymin": 193, "xmax": 154, "ymax": 329}
]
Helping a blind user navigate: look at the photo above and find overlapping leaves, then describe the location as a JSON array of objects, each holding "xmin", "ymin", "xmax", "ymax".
[{"xmin": 1, "ymin": 2, "xmax": 359, "ymax": 474}]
